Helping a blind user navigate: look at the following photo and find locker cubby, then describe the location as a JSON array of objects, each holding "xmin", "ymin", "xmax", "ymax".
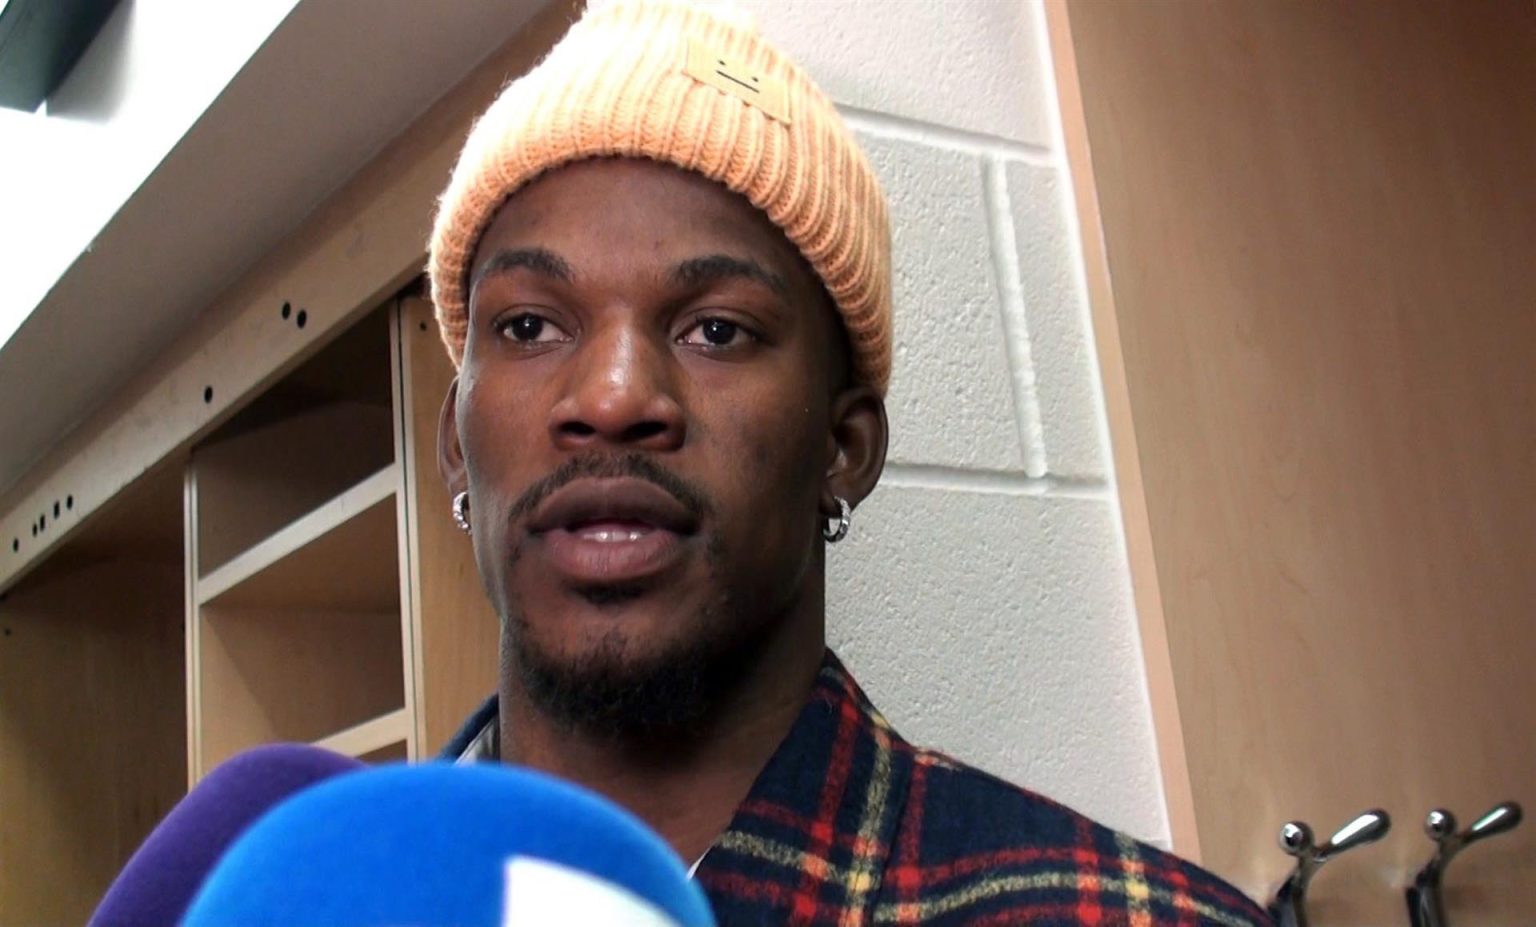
[
  {"xmin": 1, "ymin": 295, "xmax": 498, "ymax": 922},
  {"xmin": 196, "ymin": 603, "xmax": 405, "ymax": 772},
  {"xmin": 187, "ymin": 306, "xmax": 410, "ymax": 776},
  {"xmin": 0, "ymin": 465, "xmax": 187, "ymax": 925},
  {"xmin": 192, "ymin": 309, "xmax": 395, "ymax": 578}
]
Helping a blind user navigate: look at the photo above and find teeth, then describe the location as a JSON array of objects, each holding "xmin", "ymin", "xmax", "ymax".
[{"xmin": 579, "ymin": 527, "xmax": 649, "ymax": 543}]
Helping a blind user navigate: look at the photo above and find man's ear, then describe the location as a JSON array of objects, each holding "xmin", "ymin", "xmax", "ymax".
[
  {"xmin": 822, "ymin": 385, "xmax": 888, "ymax": 516},
  {"xmin": 438, "ymin": 377, "xmax": 467, "ymax": 495}
]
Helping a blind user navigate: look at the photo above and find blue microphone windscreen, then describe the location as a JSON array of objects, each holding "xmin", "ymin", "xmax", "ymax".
[
  {"xmin": 181, "ymin": 762, "xmax": 716, "ymax": 927},
  {"xmin": 88, "ymin": 743, "xmax": 364, "ymax": 927}
]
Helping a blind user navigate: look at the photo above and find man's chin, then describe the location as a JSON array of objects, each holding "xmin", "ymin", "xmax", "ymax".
[{"xmin": 512, "ymin": 619, "xmax": 729, "ymax": 740}]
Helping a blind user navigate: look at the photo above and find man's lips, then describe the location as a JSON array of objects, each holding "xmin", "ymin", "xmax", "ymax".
[
  {"xmin": 527, "ymin": 477, "xmax": 698, "ymax": 536},
  {"xmin": 526, "ymin": 477, "xmax": 699, "ymax": 585}
]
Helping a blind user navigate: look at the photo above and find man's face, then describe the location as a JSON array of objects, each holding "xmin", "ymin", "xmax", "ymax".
[{"xmin": 443, "ymin": 158, "xmax": 850, "ymax": 733}]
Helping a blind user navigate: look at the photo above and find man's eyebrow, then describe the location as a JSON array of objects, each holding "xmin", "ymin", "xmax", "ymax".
[
  {"xmin": 670, "ymin": 254, "xmax": 789, "ymax": 299},
  {"xmin": 471, "ymin": 247, "xmax": 575, "ymax": 291}
]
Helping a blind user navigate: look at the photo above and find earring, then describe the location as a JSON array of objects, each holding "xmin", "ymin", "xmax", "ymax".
[
  {"xmin": 451, "ymin": 491, "xmax": 471, "ymax": 534},
  {"xmin": 822, "ymin": 496, "xmax": 851, "ymax": 543}
]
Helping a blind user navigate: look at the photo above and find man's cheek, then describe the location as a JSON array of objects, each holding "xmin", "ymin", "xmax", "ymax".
[{"xmin": 740, "ymin": 401, "xmax": 816, "ymax": 468}]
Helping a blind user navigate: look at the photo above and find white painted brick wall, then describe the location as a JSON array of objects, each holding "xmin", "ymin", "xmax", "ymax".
[
  {"xmin": 592, "ymin": 0, "xmax": 1165, "ymax": 845},
  {"xmin": 831, "ymin": 486, "xmax": 1163, "ymax": 840},
  {"xmin": 856, "ymin": 132, "xmax": 1023, "ymax": 471},
  {"xmin": 745, "ymin": 0, "xmax": 1052, "ymax": 147},
  {"xmin": 1005, "ymin": 161, "xmax": 1109, "ymax": 481}
]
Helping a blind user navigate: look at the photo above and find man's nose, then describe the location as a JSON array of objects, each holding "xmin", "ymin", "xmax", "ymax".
[{"xmin": 547, "ymin": 324, "xmax": 685, "ymax": 452}]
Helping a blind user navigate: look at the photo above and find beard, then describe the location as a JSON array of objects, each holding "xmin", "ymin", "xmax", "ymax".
[{"xmin": 509, "ymin": 582, "xmax": 776, "ymax": 742}]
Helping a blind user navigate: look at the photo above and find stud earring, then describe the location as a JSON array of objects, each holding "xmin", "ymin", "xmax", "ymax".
[
  {"xmin": 822, "ymin": 496, "xmax": 851, "ymax": 543},
  {"xmin": 451, "ymin": 491, "xmax": 471, "ymax": 534}
]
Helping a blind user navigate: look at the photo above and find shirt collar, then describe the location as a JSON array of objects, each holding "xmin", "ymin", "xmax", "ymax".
[{"xmin": 453, "ymin": 710, "xmax": 499, "ymax": 765}]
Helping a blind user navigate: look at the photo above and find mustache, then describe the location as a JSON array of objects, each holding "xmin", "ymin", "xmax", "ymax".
[{"xmin": 505, "ymin": 452, "xmax": 712, "ymax": 529}]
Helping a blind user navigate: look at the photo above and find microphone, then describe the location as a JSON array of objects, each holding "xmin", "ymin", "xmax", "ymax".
[
  {"xmin": 181, "ymin": 762, "xmax": 716, "ymax": 926},
  {"xmin": 88, "ymin": 743, "xmax": 364, "ymax": 927}
]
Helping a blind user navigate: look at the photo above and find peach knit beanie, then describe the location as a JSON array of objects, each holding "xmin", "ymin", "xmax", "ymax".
[{"xmin": 428, "ymin": 0, "xmax": 893, "ymax": 394}]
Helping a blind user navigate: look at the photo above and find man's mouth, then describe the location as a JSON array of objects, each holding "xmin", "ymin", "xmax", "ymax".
[
  {"xmin": 529, "ymin": 477, "xmax": 698, "ymax": 536},
  {"xmin": 528, "ymin": 479, "xmax": 698, "ymax": 585},
  {"xmin": 569, "ymin": 519, "xmax": 659, "ymax": 544}
]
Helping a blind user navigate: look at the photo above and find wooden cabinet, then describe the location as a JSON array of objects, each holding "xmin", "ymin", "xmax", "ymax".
[
  {"xmin": 0, "ymin": 6, "xmax": 570, "ymax": 915},
  {"xmin": 188, "ymin": 308, "xmax": 406, "ymax": 773},
  {"xmin": 1048, "ymin": 1, "xmax": 1536, "ymax": 922},
  {"xmin": 0, "ymin": 296, "xmax": 498, "ymax": 923}
]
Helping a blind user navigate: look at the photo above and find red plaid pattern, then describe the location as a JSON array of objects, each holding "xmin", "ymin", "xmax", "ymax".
[{"xmin": 693, "ymin": 654, "xmax": 1269, "ymax": 926}]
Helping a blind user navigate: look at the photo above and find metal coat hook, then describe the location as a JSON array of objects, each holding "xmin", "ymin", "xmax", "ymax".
[
  {"xmin": 1407, "ymin": 801, "xmax": 1522, "ymax": 927},
  {"xmin": 1270, "ymin": 809, "xmax": 1392, "ymax": 927}
]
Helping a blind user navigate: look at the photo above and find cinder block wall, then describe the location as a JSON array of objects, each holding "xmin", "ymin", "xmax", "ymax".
[
  {"xmin": 749, "ymin": 0, "xmax": 1168, "ymax": 846},
  {"xmin": 589, "ymin": 0, "xmax": 1168, "ymax": 846}
]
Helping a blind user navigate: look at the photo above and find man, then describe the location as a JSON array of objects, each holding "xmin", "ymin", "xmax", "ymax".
[{"xmin": 429, "ymin": 2, "xmax": 1268, "ymax": 924}]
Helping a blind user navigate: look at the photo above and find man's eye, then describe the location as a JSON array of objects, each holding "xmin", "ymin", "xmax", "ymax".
[
  {"xmin": 497, "ymin": 313, "xmax": 565, "ymax": 343},
  {"xmin": 681, "ymin": 318, "xmax": 750, "ymax": 347}
]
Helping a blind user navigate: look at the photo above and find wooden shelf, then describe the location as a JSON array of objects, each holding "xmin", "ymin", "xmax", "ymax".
[
  {"xmin": 197, "ymin": 603, "xmax": 406, "ymax": 773},
  {"xmin": 198, "ymin": 466, "xmax": 399, "ymax": 610},
  {"xmin": 314, "ymin": 708, "xmax": 410, "ymax": 759},
  {"xmin": 193, "ymin": 400, "xmax": 396, "ymax": 576}
]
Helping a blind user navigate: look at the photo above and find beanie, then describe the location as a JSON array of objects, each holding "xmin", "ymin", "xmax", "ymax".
[{"xmin": 428, "ymin": 0, "xmax": 893, "ymax": 394}]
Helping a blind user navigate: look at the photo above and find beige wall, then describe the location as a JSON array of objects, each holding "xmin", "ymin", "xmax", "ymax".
[{"xmin": 1064, "ymin": 0, "xmax": 1536, "ymax": 921}]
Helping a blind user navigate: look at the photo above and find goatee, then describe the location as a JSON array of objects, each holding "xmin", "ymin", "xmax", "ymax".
[{"xmin": 511, "ymin": 601, "xmax": 767, "ymax": 741}]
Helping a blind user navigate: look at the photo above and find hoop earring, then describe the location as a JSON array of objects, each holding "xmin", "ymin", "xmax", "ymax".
[
  {"xmin": 822, "ymin": 496, "xmax": 851, "ymax": 543},
  {"xmin": 451, "ymin": 491, "xmax": 471, "ymax": 534}
]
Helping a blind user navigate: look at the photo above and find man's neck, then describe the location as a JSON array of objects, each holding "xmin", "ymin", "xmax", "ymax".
[{"xmin": 497, "ymin": 614, "xmax": 826, "ymax": 864}]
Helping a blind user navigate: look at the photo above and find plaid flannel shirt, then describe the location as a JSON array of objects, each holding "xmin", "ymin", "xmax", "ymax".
[{"xmin": 443, "ymin": 650, "xmax": 1270, "ymax": 926}]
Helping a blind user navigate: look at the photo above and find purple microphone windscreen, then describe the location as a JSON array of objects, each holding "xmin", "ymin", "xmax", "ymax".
[{"xmin": 87, "ymin": 743, "xmax": 364, "ymax": 927}]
